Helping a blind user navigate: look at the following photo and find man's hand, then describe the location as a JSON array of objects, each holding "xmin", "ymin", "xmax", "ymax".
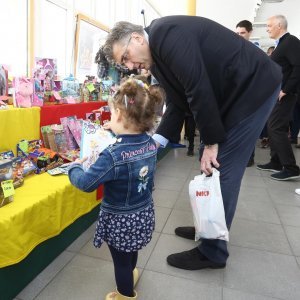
[
  {"xmin": 278, "ymin": 90, "xmax": 286, "ymax": 101},
  {"xmin": 200, "ymin": 144, "xmax": 220, "ymax": 175}
]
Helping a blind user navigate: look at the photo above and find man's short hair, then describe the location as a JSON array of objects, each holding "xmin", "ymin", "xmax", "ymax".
[{"xmin": 236, "ymin": 20, "xmax": 253, "ymax": 32}]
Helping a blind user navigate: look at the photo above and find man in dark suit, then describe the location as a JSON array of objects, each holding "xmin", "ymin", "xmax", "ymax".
[
  {"xmin": 257, "ymin": 15, "xmax": 300, "ymax": 180},
  {"xmin": 102, "ymin": 16, "xmax": 282, "ymax": 270},
  {"xmin": 236, "ymin": 19, "xmax": 255, "ymax": 167}
]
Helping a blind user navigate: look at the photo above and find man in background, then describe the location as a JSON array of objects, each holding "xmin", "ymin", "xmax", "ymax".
[
  {"xmin": 257, "ymin": 15, "xmax": 300, "ymax": 180},
  {"xmin": 236, "ymin": 20, "xmax": 255, "ymax": 167},
  {"xmin": 236, "ymin": 20, "xmax": 253, "ymax": 40}
]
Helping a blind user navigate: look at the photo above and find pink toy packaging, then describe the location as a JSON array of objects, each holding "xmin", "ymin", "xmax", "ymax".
[{"xmin": 13, "ymin": 77, "xmax": 34, "ymax": 108}]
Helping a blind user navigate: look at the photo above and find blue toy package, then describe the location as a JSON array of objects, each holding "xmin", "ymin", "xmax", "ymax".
[{"xmin": 62, "ymin": 74, "xmax": 80, "ymax": 101}]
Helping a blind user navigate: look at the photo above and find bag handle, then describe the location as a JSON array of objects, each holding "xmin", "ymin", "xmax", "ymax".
[{"xmin": 194, "ymin": 168, "xmax": 220, "ymax": 180}]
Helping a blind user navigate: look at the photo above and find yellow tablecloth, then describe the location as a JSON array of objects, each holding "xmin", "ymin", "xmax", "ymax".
[
  {"xmin": 0, "ymin": 106, "xmax": 41, "ymax": 155},
  {"xmin": 0, "ymin": 173, "xmax": 98, "ymax": 268}
]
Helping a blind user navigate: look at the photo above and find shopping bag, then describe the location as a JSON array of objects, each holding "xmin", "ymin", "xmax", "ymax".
[{"xmin": 188, "ymin": 168, "xmax": 229, "ymax": 241}]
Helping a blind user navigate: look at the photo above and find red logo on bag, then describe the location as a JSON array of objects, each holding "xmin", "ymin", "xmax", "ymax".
[{"xmin": 196, "ymin": 190, "xmax": 209, "ymax": 197}]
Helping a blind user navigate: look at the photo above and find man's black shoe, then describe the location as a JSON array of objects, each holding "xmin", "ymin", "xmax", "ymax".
[
  {"xmin": 175, "ymin": 226, "xmax": 195, "ymax": 240},
  {"xmin": 256, "ymin": 162, "xmax": 282, "ymax": 172},
  {"xmin": 167, "ymin": 247, "xmax": 226, "ymax": 270},
  {"xmin": 187, "ymin": 149, "xmax": 194, "ymax": 157},
  {"xmin": 247, "ymin": 158, "xmax": 254, "ymax": 167},
  {"xmin": 270, "ymin": 169, "xmax": 300, "ymax": 181}
]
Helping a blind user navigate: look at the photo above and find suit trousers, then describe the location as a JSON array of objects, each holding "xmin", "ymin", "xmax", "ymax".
[
  {"xmin": 198, "ymin": 86, "xmax": 280, "ymax": 264},
  {"xmin": 184, "ymin": 115, "xmax": 196, "ymax": 150},
  {"xmin": 268, "ymin": 94, "xmax": 299, "ymax": 173}
]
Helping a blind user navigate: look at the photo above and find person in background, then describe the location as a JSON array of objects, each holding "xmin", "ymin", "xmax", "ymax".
[
  {"xmin": 236, "ymin": 19, "xmax": 253, "ymax": 40},
  {"xmin": 260, "ymin": 45, "xmax": 276, "ymax": 148},
  {"xmin": 257, "ymin": 15, "xmax": 300, "ymax": 180},
  {"xmin": 68, "ymin": 78, "xmax": 163, "ymax": 300},
  {"xmin": 294, "ymin": 88, "xmax": 300, "ymax": 148},
  {"xmin": 184, "ymin": 112, "xmax": 197, "ymax": 156},
  {"xmin": 236, "ymin": 20, "xmax": 255, "ymax": 166},
  {"xmin": 101, "ymin": 16, "xmax": 281, "ymax": 271}
]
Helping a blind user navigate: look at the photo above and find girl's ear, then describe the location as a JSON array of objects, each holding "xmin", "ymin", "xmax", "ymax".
[{"xmin": 115, "ymin": 108, "xmax": 122, "ymax": 122}]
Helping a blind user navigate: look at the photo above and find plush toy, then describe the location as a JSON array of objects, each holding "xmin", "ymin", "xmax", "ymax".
[{"xmin": 14, "ymin": 77, "xmax": 33, "ymax": 108}]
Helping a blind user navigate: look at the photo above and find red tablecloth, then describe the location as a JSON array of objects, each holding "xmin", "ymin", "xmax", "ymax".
[
  {"xmin": 40, "ymin": 101, "xmax": 108, "ymax": 200},
  {"xmin": 40, "ymin": 102, "xmax": 107, "ymax": 126}
]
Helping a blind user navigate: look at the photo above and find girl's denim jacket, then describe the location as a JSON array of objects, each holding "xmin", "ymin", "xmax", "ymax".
[{"xmin": 68, "ymin": 133, "xmax": 157, "ymax": 214}]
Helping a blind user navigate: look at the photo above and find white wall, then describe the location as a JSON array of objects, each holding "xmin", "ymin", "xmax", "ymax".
[
  {"xmin": 146, "ymin": 0, "xmax": 187, "ymax": 16},
  {"xmin": 255, "ymin": 0, "xmax": 300, "ymax": 36},
  {"xmin": 196, "ymin": 0, "xmax": 258, "ymax": 31},
  {"xmin": 146, "ymin": 0, "xmax": 260, "ymax": 31},
  {"xmin": 253, "ymin": 0, "xmax": 300, "ymax": 49}
]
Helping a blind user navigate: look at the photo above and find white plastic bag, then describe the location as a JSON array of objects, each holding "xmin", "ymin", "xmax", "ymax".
[{"xmin": 188, "ymin": 168, "xmax": 229, "ymax": 241}]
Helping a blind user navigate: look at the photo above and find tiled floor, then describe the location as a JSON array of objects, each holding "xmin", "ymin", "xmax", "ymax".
[{"xmin": 16, "ymin": 137, "xmax": 300, "ymax": 300}]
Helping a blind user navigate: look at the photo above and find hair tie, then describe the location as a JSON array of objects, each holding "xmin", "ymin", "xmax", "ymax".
[
  {"xmin": 124, "ymin": 94, "xmax": 128, "ymax": 108},
  {"xmin": 134, "ymin": 79, "xmax": 149, "ymax": 90},
  {"xmin": 123, "ymin": 95, "xmax": 134, "ymax": 108}
]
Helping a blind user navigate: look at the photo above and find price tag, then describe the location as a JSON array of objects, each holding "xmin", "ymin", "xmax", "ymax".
[
  {"xmin": 1, "ymin": 180, "xmax": 15, "ymax": 198},
  {"xmin": 86, "ymin": 83, "xmax": 95, "ymax": 93}
]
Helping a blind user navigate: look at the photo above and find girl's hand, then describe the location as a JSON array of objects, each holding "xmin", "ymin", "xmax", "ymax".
[
  {"xmin": 102, "ymin": 121, "xmax": 112, "ymax": 130},
  {"xmin": 92, "ymin": 107, "xmax": 104, "ymax": 113},
  {"xmin": 74, "ymin": 157, "xmax": 87, "ymax": 164},
  {"xmin": 200, "ymin": 144, "xmax": 220, "ymax": 175}
]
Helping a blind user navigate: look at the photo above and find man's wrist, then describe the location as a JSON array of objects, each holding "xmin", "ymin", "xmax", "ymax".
[{"xmin": 204, "ymin": 144, "xmax": 218, "ymax": 149}]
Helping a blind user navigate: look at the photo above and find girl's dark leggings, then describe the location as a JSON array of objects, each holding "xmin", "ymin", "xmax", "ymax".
[{"xmin": 108, "ymin": 244, "xmax": 138, "ymax": 297}]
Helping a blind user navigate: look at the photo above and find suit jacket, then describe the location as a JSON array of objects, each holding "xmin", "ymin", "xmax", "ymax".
[
  {"xmin": 271, "ymin": 33, "xmax": 300, "ymax": 95},
  {"xmin": 145, "ymin": 16, "xmax": 282, "ymax": 144}
]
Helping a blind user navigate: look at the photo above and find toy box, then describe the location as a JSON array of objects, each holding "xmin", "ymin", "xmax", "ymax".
[
  {"xmin": 13, "ymin": 77, "xmax": 34, "ymax": 108},
  {"xmin": 0, "ymin": 159, "xmax": 14, "ymax": 207}
]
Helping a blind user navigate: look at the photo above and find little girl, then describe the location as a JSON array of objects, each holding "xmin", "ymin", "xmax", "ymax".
[{"xmin": 68, "ymin": 78, "xmax": 163, "ymax": 300}]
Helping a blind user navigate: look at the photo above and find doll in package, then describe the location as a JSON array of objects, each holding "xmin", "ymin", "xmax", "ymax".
[{"xmin": 13, "ymin": 77, "xmax": 34, "ymax": 108}]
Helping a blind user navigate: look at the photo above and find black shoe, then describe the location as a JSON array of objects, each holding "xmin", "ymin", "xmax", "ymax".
[
  {"xmin": 270, "ymin": 169, "xmax": 300, "ymax": 181},
  {"xmin": 187, "ymin": 149, "xmax": 194, "ymax": 157},
  {"xmin": 175, "ymin": 226, "xmax": 195, "ymax": 240},
  {"xmin": 256, "ymin": 162, "xmax": 282, "ymax": 172},
  {"xmin": 247, "ymin": 158, "xmax": 254, "ymax": 167},
  {"xmin": 167, "ymin": 247, "xmax": 226, "ymax": 270}
]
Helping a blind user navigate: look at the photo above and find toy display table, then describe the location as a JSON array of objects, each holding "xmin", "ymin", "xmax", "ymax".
[
  {"xmin": 40, "ymin": 101, "xmax": 107, "ymax": 127},
  {"xmin": 0, "ymin": 106, "xmax": 41, "ymax": 155},
  {"xmin": 0, "ymin": 102, "xmax": 107, "ymax": 300}
]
